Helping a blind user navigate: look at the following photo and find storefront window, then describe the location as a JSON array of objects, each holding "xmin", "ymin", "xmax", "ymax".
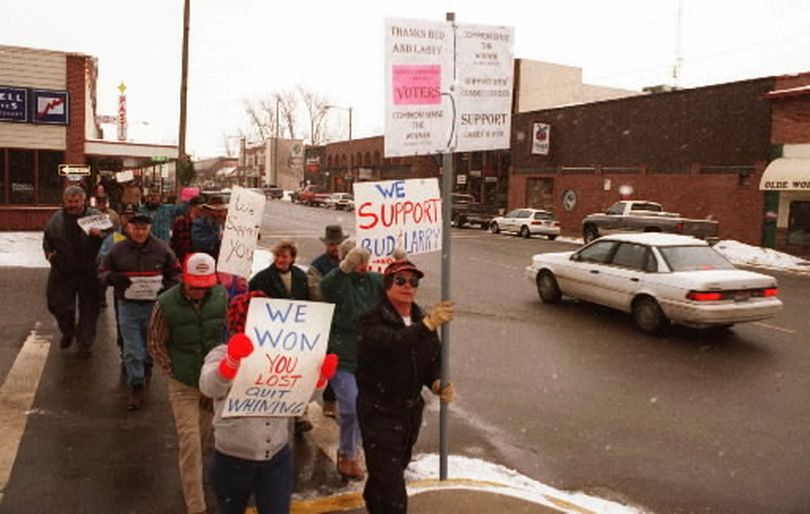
[
  {"xmin": 787, "ymin": 201, "xmax": 810, "ymax": 246},
  {"xmin": 9, "ymin": 150, "xmax": 34, "ymax": 204},
  {"xmin": 39, "ymin": 151, "xmax": 64, "ymax": 204}
]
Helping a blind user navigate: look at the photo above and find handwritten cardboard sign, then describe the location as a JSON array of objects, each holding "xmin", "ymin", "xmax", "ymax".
[
  {"xmin": 223, "ymin": 298, "xmax": 335, "ymax": 418},
  {"xmin": 77, "ymin": 214, "xmax": 113, "ymax": 235},
  {"xmin": 354, "ymin": 178, "xmax": 442, "ymax": 271},
  {"xmin": 123, "ymin": 275, "xmax": 164, "ymax": 301},
  {"xmin": 217, "ymin": 186, "xmax": 265, "ymax": 279}
]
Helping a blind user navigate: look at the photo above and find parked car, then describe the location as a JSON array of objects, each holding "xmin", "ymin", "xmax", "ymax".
[
  {"xmin": 489, "ymin": 208, "xmax": 560, "ymax": 239},
  {"xmin": 525, "ymin": 233, "xmax": 783, "ymax": 334},
  {"xmin": 324, "ymin": 192, "xmax": 354, "ymax": 210},
  {"xmin": 263, "ymin": 185, "xmax": 284, "ymax": 200},
  {"xmin": 201, "ymin": 190, "xmax": 231, "ymax": 205},
  {"xmin": 295, "ymin": 185, "xmax": 330, "ymax": 206}
]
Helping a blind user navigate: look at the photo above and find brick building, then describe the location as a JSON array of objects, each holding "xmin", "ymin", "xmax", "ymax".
[
  {"xmin": 760, "ymin": 72, "xmax": 810, "ymax": 256},
  {"xmin": 510, "ymin": 77, "xmax": 775, "ymax": 246},
  {"xmin": 0, "ymin": 45, "xmax": 176, "ymax": 230}
]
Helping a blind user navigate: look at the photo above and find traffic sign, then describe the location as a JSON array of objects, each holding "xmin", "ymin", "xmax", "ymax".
[{"xmin": 58, "ymin": 164, "xmax": 91, "ymax": 176}]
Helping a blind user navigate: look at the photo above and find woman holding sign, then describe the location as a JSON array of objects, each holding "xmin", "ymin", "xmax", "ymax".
[{"xmin": 356, "ymin": 259, "xmax": 455, "ymax": 514}]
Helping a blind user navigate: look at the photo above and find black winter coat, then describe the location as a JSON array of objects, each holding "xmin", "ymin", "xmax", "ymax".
[
  {"xmin": 248, "ymin": 264, "xmax": 309, "ymax": 300},
  {"xmin": 43, "ymin": 207, "xmax": 104, "ymax": 276},
  {"xmin": 357, "ymin": 296, "xmax": 442, "ymax": 409}
]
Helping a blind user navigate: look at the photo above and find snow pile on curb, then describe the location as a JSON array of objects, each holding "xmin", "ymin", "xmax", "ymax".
[
  {"xmin": 406, "ymin": 454, "xmax": 643, "ymax": 513},
  {"xmin": 0, "ymin": 232, "xmax": 48, "ymax": 268},
  {"xmin": 713, "ymin": 239, "xmax": 810, "ymax": 272}
]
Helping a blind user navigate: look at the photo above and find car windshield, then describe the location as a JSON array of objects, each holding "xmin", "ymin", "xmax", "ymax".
[{"xmin": 658, "ymin": 245, "xmax": 736, "ymax": 271}]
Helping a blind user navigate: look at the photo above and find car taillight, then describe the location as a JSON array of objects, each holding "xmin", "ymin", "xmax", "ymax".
[
  {"xmin": 686, "ymin": 291, "xmax": 723, "ymax": 301},
  {"xmin": 761, "ymin": 287, "xmax": 779, "ymax": 297}
]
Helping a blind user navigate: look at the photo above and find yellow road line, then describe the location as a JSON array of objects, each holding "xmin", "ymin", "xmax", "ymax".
[{"xmin": 0, "ymin": 325, "xmax": 50, "ymax": 504}]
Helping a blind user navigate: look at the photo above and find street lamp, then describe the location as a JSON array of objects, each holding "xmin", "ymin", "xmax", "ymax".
[{"xmin": 325, "ymin": 105, "xmax": 353, "ymax": 190}]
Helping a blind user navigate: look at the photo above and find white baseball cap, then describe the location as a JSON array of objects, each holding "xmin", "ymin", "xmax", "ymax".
[{"xmin": 183, "ymin": 253, "xmax": 217, "ymax": 288}]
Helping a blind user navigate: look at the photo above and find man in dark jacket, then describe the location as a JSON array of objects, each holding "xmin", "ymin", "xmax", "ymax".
[
  {"xmin": 307, "ymin": 224, "xmax": 348, "ymax": 418},
  {"xmin": 99, "ymin": 212, "xmax": 180, "ymax": 410},
  {"xmin": 356, "ymin": 259, "xmax": 455, "ymax": 514},
  {"xmin": 148, "ymin": 252, "xmax": 227, "ymax": 514},
  {"xmin": 43, "ymin": 185, "xmax": 107, "ymax": 356}
]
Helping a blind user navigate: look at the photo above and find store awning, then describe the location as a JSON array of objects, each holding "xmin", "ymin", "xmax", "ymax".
[{"xmin": 760, "ymin": 158, "xmax": 810, "ymax": 190}]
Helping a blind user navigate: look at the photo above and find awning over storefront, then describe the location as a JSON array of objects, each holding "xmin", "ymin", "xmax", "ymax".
[{"xmin": 760, "ymin": 144, "xmax": 810, "ymax": 191}]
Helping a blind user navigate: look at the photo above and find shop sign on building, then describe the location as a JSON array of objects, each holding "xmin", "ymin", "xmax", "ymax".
[
  {"xmin": 32, "ymin": 90, "xmax": 69, "ymax": 125},
  {"xmin": 0, "ymin": 86, "xmax": 29, "ymax": 122},
  {"xmin": 531, "ymin": 122, "xmax": 551, "ymax": 155},
  {"xmin": 384, "ymin": 18, "xmax": 514, "ymax": 157}
]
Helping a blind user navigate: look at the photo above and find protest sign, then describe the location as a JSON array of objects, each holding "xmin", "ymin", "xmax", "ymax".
[
  {"xmin": 223, "ymin": 298, "xmax": 334, "ymax": 418},
  {"xmin": 384, "ymin": 18, "xmax": 514, "ymax": 156},
  {"xmin": 123, "ymin": 275, "xmax": 164, "ymax": 301},
  {"xmin": 77, "ymin": 213, "xmax": 113, "ymax": 235},
  {"xmin": 217, "ymin": 186, "xmax": 265, "ymax": 279},
  {"xmin": 354, "ymin": 178, "xmax": 442, "ymax": 271}
]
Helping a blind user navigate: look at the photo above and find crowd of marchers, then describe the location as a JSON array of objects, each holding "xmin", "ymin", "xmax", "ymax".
[{"xmin": 41, "ymin": 185, "xmax": 456, "ymax": 514}]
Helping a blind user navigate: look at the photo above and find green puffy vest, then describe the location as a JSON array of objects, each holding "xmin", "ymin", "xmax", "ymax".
[{"xmin": 157, "ymin": 283, "xmax": 228, "ymax": 387}]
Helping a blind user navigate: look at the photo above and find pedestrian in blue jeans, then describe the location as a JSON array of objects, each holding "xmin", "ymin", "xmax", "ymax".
[{"xmin": 99, "ymin": 212, "xmax": 180, "ymax": 410}]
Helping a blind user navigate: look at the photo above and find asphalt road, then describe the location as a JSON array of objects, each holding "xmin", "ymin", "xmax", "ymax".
[
  {"xmin": 262, "ymin": 200, "xmax": 810, "ymax": 513},
  {"xmin": 1, "ymin": 200, "xmax": 808, "ymax": 513}
]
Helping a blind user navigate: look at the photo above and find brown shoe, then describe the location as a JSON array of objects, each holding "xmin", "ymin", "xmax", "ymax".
[
  {"xmin": 126, "ymin": 385, "xmax": 144, "ymax": 411},
  {"xmin": 337, "ymin": 452, "xmax": 365, "ymax": 481},
  {"xmin": 322, "ymin": 401, "xmax": 337, "ymax": 418}
]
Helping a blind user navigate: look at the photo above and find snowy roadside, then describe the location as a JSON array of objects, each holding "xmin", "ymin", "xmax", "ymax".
[{"xmin": 1, "ymin": 232, "xmax": 808, "ymax": 275}]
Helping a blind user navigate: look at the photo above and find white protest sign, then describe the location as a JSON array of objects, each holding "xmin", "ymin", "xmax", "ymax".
[
  {"xmin": 454, "ymin": 24, "xmax": 514, "ymax": 152},
  {"xmin": 384, "ymin": 19, "xmax": 453, "ymax": 157},
  {"xmin": 384, "ymin": 18, "xmax": 514, "ymax": 157},
  {"xmin": 77, "ymin": 213, "xmax": 113, "ymax": 235},
  {"xmin": 354, "ymin": 178, "xmax": 442, "ymax": 271},
  {"xmin": 123, "ymin": 275, "xmax": 164, "ymax": 301},
  {"xmin": 115, "ymin": 170, "xmax": 134, "ymax": 183},
  {"xmin": 217, "ymin": 186, "xmax": 265, "ymax": 279},
  {"xmin": 223, "ymin": 298, "xmax": 335, "ymax": 418}
]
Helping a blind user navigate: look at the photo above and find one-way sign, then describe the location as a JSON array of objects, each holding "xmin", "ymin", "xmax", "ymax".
[{"xmin": 58, "ymin": 164, "xmax": 91, "ymax": 176}]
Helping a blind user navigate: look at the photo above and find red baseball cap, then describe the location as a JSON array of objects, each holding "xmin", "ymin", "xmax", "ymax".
[
  {"xmin": 183, "ymin": 253, "xmax": 218, "ymax": 288},
  {"xmin": 383, "ymin": 259, "xmax": 424, "ymax": 279}
]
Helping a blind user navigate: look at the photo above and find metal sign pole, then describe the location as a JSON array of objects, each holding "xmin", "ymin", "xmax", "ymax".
[{"xmin": 439, "ymin": 10, "xmax": 456, "ymax": 482}]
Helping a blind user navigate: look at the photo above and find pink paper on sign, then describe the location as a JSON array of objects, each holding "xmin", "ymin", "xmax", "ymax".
[
  {"xmin": 392, "ymin": 65, "xmax": 441, "ymax": 105},
  {"xmin": 181, "ymin": 187, "xmax": 200, "ymax": 202}
]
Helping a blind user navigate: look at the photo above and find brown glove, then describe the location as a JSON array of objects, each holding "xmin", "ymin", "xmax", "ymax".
[
  {"xmin": 423, "ymin": 301, "xmax": 455, "ymax": 331},
  {"xmin": 431, "ymin": 379, "xmax": 455, "ymax": 403}
]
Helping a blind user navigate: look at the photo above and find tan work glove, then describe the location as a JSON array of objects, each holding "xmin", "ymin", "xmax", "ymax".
[
  {"xmin": 431, "ymin": 379, "xmax": 455, "ymax": 403},
  {"xmin": 391, "ymin": 247, "xmax": 407, "ymax": 260},
  {"xmin": 422, "ymin": 301, "xmax": 455, "ymax": 331},
  {"xmin": 339, "ymin": 246, "xmax": 370, "ymax": 273}
]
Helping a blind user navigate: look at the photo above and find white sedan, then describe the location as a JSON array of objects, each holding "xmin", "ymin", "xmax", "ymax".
[
  {"xmin": 490, "ymin": 208, "xmax": 560, "ymax": 239},
  {"xmin": 525, "ymin": 233, "xmax": 783, "ymax": 333}
]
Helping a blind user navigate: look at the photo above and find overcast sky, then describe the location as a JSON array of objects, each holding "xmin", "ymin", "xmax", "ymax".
[{"xmin": 2, "ymin": 0, "xmax": 809, "ymax": 158}]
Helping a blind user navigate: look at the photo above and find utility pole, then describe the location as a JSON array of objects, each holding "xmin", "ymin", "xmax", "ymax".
[
  {"xmin": 274, "ymin": 97, "xmax": 280, "ymax": 187},
  {"xmin": 178, "ymin": 0, "xmax": 190, "ymax": 160}
]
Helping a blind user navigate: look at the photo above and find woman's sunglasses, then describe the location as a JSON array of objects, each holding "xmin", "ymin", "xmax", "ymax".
[{"xmin": 393, "ymin": 275, "xmax": 420, "ymax": 288}]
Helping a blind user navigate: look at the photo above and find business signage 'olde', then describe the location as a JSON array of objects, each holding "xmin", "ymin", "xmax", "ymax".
[
  {"xmin": 0, "ymin": 86, "xmax": 29, "ymax": 122},
  {"xmin": 384, "ymin": 19, "xmax": 514, "ymax": 157}
]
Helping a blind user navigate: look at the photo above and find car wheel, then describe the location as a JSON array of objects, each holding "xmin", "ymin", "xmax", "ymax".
[
  {"xmin": 490, "ymin": 222, "xmax": 500, "ymax": 234},
  {"xmin": 583, "ymin": 225, "xmax": 599, "ymax": 243},
  {"xmin": 632, "ymin": 296, "xmax": 669, "ymax": 334},
  {"xmin": 519, "ymin": 225, "xmax": 531, "ymax": 238},
  {"xmin": 547, "ymin": 234, "xmax": 558, "ymax": 241},
  {"xmin": 537, "ymin": 271, "xmax": 562, "ymax": 303}
]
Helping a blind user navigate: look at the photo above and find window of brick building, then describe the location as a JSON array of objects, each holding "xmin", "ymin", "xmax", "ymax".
[
  {"xmin": 787, "ymin": 201, "xmax": 810, "ymax": 246},
  {"xmin": 39, "ymin": 151, "xmax": 65, "ymax": 205},
  {"xmin": 9, "ymin": 150, "xmax": 34, "ymax": 204}
]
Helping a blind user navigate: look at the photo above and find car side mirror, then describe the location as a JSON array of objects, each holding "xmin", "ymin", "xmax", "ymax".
[{"xmin": 570, "ymin": 254, "xmax": 580, "ymax": 262}]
